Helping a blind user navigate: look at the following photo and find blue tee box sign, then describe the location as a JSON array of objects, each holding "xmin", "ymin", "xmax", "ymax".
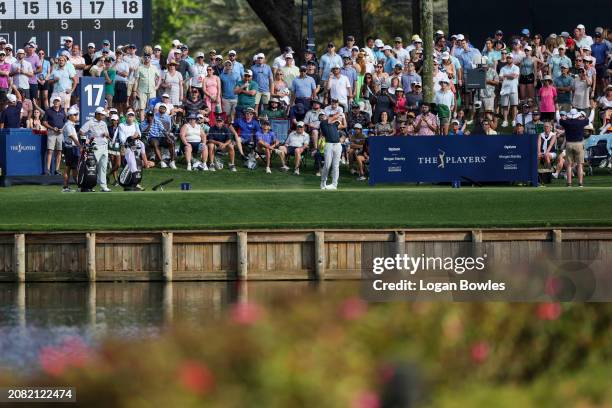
[
  {"xmin": 79, "ymin": 77, "xmax": 107, "ymax": 127},
  {"xmin": 368, "ymin": 135, "xmax": 539, "ymax": 185},
  {"xmin": 0, "ymin": 129, "xmax": 43, "ymax": 176}
]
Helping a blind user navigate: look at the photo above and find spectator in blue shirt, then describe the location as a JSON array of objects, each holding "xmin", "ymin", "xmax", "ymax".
[
  {"xmin": 256, "ymin": 120, "xmax": 280, "ymax": 173},
  {"xmin": 382, "ymin": 46, "xmax": 398, "ymax": 74},
  {"xmin": 291, "ymin": 66, "xmax": 316, "ymax": 109},
  {"xmin": 340, "ymin": 57, "xmax": 358, "ymax": 98},
  {"xmin": 230, "ymin": 107, "xmax": 261, "ymax": 158},
  {"xmin": 228, "ymin": 50, "xmax": 244, "ymax": 78},
  {"xmin": 319, "ymin": 43, "xmax": 343, "ymax": 85},
  {"xmin": 0, "ymin": 94, "xmax": 22, "ymax": 129},
  {"xmin": 448, "ymin": 119, "xmax": 465, "ymax": 135},
  {"xmin": 251, "ymin": 54, "xmax": 273, "ymax": 114},
  {"xmin": 220, "ymin": 61, "xmax": 241, "ymax": 123},
  {"xmin": 591, "ymin": 32, "xmax": 608, "ymax": 93}
]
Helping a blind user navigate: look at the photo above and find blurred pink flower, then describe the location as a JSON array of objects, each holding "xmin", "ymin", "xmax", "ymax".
[
  {"xmin": 351, "ymin": 391, "xmax": 380, "ymax": 408},
  {"xmin": 231, "ymin": 302, "xmax": 263, "ymax": 325},
  {"xmin": 340, "ymin": 297, "xmax": 368, "ymax": 321},
  {"xmin": 536, "ymin": 303, "xmax": 562, "ymax": 321},
  {"xmin": 38, "ymin": 336, "xmax": 91, "ymax": 376},
  {"xmin": 470, "ymin": 341, "xmax": 490, "ymax": 364},
  {"xmin": 178, "ymin": 361, "xmax": 215, "ymax": 395}
]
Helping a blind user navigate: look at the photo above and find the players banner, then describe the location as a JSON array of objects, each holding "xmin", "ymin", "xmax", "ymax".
[
  {"xmin": 0, "ymin": 129, "xmax": 43, "ymax": 176},
  {"xmin": 368, "ymin": 135, "xmax": 539, "ymax": 185}
]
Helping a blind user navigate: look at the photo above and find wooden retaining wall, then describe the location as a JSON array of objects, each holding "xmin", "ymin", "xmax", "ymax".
[{"xmin": 0, "ymin": 229, "xmax": 610, "ymax": 282}]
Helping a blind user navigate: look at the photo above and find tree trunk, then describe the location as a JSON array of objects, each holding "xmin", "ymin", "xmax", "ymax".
[
  {"xmin": 420, "ymin": 0, "xmax": 434, "ymax": 103},
  {"xmin": 340, "ymin": 0, "xmax": 364, "ymax": 46},
  {"xmin": 245, "ymin": 0, "xmax": 303, "ymax": 64},
  {"xmin": 411, "ymin": 0, "xmax": 421, "ymax": 35}
]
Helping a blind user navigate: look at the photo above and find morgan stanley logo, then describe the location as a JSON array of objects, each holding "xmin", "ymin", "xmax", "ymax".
[
  {"xmin": 10, "ymin": 143, "xmax": 36, "ymax": 153},
  {"xmin": 418, "ymin": 149, "xmax": 487, "ymax": 167}
]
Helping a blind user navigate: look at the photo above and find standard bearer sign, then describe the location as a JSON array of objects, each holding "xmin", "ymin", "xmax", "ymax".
[
  {"xmin": 0, "ymin": 0, "xmax": 151, "ymax": 55},
  {"xmin": 79, "ymin": 76, "xmax": 105, "ymax": 126}
]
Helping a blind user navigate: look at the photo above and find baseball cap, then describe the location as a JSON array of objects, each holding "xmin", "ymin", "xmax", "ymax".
[
  {"xmin": 245, "ymin": 69, "xmax": 253, "ymax": 76},
  {"xmin": 543, "ymin": 75, "xmax": 552, "ymax": 81},
  {"xmin": 87, "ymin": 42, "xmax": 95, "ymax": 48},
  {"xmin": 67, "ymin": 108, "xmax": 79, "ymax": 116},
  {"xmin": 197, "ymin": 113, "xmax": 204, "ymax": 119},
  {"xmin": 158, "ymin": 103, "xmax": 167, "ymax": 110},
  {"xmin": 374, "ymin": 39, "xmax": 384, "ymax": 47},
  {"xmin": 560, "ymin": 63, "xmax": 569, "ymax": 69},
  {"xmin": 95, "ymin": 107, "xmax": 107, "ymax": 115},
  {"xmin": 51, "ymin": 96, "xmax": 61, "ymax": 102},
  {"xmin": 435, "ymin": 30, "xmax": 444, "ymax": 36},
  {"xmin": 396, "ymin": 87, "xmax": 404, "ymax": 92},
  {"xmin": 595, "ymin": 27, "xmax": 604, "ymax": 34},
  {"xmin": 161, "ymin": 93, "xmax": 170, "ymax": 98},
  {"xmin": 568, "ymin": 108, "xmax": 579, "ymax": 118},
  {"xmin": 296, "ymin": 121, "xmax": 305, "ymax": 127},
  {"xmin": 215, "ymin": 55, "xmax": 223, "ymax": 60},
  {"xmin": 558, "ymin": 44, "xmax": 566, "ymax": 50},
  {"xmin": 0, "ymin": 51, "xmax": 5, "ymax": 56},
  {"xmin": 0, "ymin": 38, "xmax": 6, "ymax": 43},
  {"xmin": 245, "ymin": 107, "xmax": 256, "ymax": 113},
  {"xmin": 284, "ymin": 53, "xmax": 294, "ymax": 59},
  {"xmin": 7, "ymin": 94, "xmax": 17, "ymax": 102},
  {"xmin": 299, "ymin": 65, "xmax": 307, "ymax": 71},
  {"xmin": 354, "ymin": 123, "xmax": 363, "ymax": 129},
  {"xmin": 224, "ymin": 60, "xmax": 232, "ymax": 65},
  {"xmin": 594, "ymin": 32, "xmax": 602, "ymax": 38},
  {"xmin": 110, "ymin": 114, "xmax": 119, "ymax": 121},
  {"xmin": 256, "ymin": 53, "xmax": 265, "ymax": 59},
  {"xmin": 5, "ymin": 44, "xmax": 12, "ymax": 50},
  {"xmin": 441, "ymin": 51, "xmax": 450, "ymax": 59},
  {"xmin": 524, "ymin": 45, "xmax": 532, "ymax": 51},
  {"xmin": 394, "ymin": 63, "xmax": 403, "ymax": 68},
  {"xmin": 394, "ymin": 36, "xmax": 403, "ymax": 42},
  {"xmin": 228, "ymin": 50, "xmax": 237, "ymax": 55},
  {"xmin": 576, "ymin": 24, "xmax": 585, "ymax": 30},
  {"xmin": 215, "ymin": 116, "xmax": 224, "ymax": 122},
  {"xmin": 127, "ymin": 111, "xmax": 135, "ymax": 116},
  {"xmin": 65, "ymin": 36, "xmax": 73, "ymax": 42},
  {"xmin": 382, "ymin": 45, "xmax": 393, "ymax": 51},
  {"xmin": 102, "ymin": 39, "xmax": 110, "ymax": 45},
  {"xmin": 16, "ymin": 49, "xmax": 24, "ymax": 54},
  {"xmin": 560, "ymin": 31, "xmax": 570, "ymax": 38},
  {"xmin": 495, "ymin": 30, "xmax": 503, "ymax": 35},
  {"xmin": 521, "ymin": 28, "xmax": 530, "ymax": 35},
  {"xmin": 180, "ymin": 45, "xmax": 188, "ymax": 51},
  {"xmin": 412, "ymin": 81, "xmax": 422, "ymax": 86},
  {"xmin": 154, "ymin": 45, "xmax": 162, "ymax": 50},
  {"xmin": 455, "ymin": 34, "xmax": 465, "ymax": 41},
  {"xmin": 346, "ymin": 35, "xmax": 355, "ymax": 41},
  {"xmin": 451, "ymin": 119, "xmax": 460, "ymax": 124},
  {"xmin": 172, "ymin": 39, "xmax": 182, "ymax": 46},
  {"xmin": 196, "ymin": 51, "xmax": 205, "ymax": 58}
]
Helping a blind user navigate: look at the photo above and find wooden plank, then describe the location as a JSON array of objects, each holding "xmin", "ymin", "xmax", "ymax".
[
  {"xmin": 482, "ymin": 230, "xmax": 550, "ymax": 241},
  {"xmin": 247, "ymin": 232, "xmax": 313, "ymax": 243},
  {"xmin": 173, "ymin": 233, "xmax": 236, "ymax": 243},
  {"xmin": 325, "ymin": 232, "xmax": 395, "ymax": 242},
  {"xmin": 404, "ymin": 231, "xmax": 471, "ymax": 241},
  {"xmin": 96, "ymin": 234, "xmax": 161, "ymax": 244},
  {"xmin": 26, "ymin": 234, "xmax": 85, "ymax": 244}
]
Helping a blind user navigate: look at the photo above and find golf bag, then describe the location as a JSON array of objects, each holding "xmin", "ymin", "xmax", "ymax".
[
  {"xmin": 77, "ymin": 144, "xmax": 98, "ymax": 192},
  {"xmin": 119, "ymin": 137, "xmax": 144, "ymax": 191}
]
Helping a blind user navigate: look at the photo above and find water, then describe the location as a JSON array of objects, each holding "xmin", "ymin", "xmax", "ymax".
[{"xmin": 0, "ymin": 281, "xmax": 356, "ymax": 374}]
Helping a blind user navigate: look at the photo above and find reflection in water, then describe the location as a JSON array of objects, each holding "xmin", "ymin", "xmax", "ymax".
[{"xmin": 0, "ymin": 281, "xmax": 357, "ymax": 373}]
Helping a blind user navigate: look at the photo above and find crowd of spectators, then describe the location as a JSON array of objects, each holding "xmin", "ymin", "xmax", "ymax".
[{"xmin": 0, "ymin": 24, "xmax": 611, "ymax": 189}]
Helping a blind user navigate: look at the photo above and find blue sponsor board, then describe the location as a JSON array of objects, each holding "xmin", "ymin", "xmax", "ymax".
[
  {"xmin": 0, "ymin": 129, "xmax": 43, "ymax": 176},
  {"xmin": 368, "ymin": 135, "xmax": 539, "ymax": 186},
  {"xmin": 79, "ymin": 77, "xmax": 106, "ymax": 127}
]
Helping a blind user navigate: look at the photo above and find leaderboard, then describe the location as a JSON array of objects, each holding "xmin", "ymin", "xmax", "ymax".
[{"xmin": 0, "ymin": 0, "xmax": 151, "ymax": 53}]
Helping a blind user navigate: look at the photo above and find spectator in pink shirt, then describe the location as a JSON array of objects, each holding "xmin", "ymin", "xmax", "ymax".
[
  {"xmin": 538, "ymin": 75, "xmax": 557, "ymax": 122},
  {"xmin": 0, "ymin": 50, "xmax": 11, "ymax": 101}
]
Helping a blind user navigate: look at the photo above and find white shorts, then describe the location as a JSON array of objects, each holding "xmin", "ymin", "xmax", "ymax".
[
  {"xmin": 500, "ymin": 92, "xmax": 518, "ymax": 107},
  {"xmin": 541, "ymin": 151, "xmax": 557, "ymax": 160}
]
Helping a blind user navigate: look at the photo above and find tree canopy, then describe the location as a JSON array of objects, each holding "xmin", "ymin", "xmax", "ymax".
[{"xmin": 153, "ymin": 0, "xmax": 448, "ymax": 61}]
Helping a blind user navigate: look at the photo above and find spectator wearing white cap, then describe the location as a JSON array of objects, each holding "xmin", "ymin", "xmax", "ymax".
[
  {"xmin": 273, "ymin": 46, "xmax": 294, "ymax": 72},
  {"xmin": 123, "ymin": 44, "xmax": 141, "ymax": 97},
  {"xmin": 280, "ymin": 54, "xmax": 299, "ymax": 88},
  {"xmin": 10, "ymin": 49, "xmax": 33, "ymax": 102},
  {"xmin": 167, "ymin": 40, "xmax": 182, "ymax": 65},
  {"xmin": 548, "ymin": 44, "xmax": 571, "ymax": 80},
  {"xmin": 279, "ymin": 121, "xmax": 310, "ymax": 175},
  {"xmin": 42, "ymin": 96, "xmax": 66, "ymax": 175},
  {"xmin": 434, "ymin": 78, "xmax": 455, "ymax": 134},
  {"xmin": 481, "ymin": 58, "xmax": 499, "ymax": 112},
  {"xmin": 80, "ymin": 107, "xmax": 111, "ymax": 191},
  {"xmin": 151, "ymin": 45, "xmax": 164, "ymax": 73},
  {"xmin": 83, "ymin": 43, "xmax": 97, "ymax": 76},
  {"xmin": 251, "ymin": 53, "xmax": 274, "ymax": 114},
  {"xmin": 0, "ymin": 94, "xmax": 22, "ymax": 129},
  {"xmin": 574, "ymin": 24, "xmax": 593, "ymax": 53},
  {"xmin": 24, "ymin": 43, "xmax": 42, "ymax": 103},
  {"xmin": 61, "ymin": 107, "xmax": 80, "ymax": 192},
  {"xmin": 319, "ymin": 42, "xmax": 343, "ymax": 91},
  {"xmin": 132, "ymin": 53, "xmax": 161, "ymax": 120},
  {"xmin": 379, "ymin": 46, "xmax": 395, "ymax": 75},
  {"xmin": 393, "ymin": 37, "xmax": 410, "ymax": 66},
  {"xmin": 189, "ymin": 51, "xmax": 208, "ymax": 96},
  {"xmin": 499, "ymin": 53, "xmax": 520, "ymax": 127},
  {"xmin": 0, "ymin": 50, "xmax": 11, "ymax": 101},
  {"xmin": 572, "ymin": 64, "xmax": 592, "ymax": 116},
  {"xmin": 326, "ymin": 64, "xmax": 352, "ymax": 111},
  {"xmin": 48, "ymin": 54, "xmax": 76, "ymax": 113},
  {"xmin": 54, "ymin": 36, "xmax": 73, "ymax": 59},
  {"xmin": 4, "ymin": 44, "xmax": 15, "ymax": 65},
  {"xmin": 227, "ymin": 50, "xmax": 244, "ymax": 78}
]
